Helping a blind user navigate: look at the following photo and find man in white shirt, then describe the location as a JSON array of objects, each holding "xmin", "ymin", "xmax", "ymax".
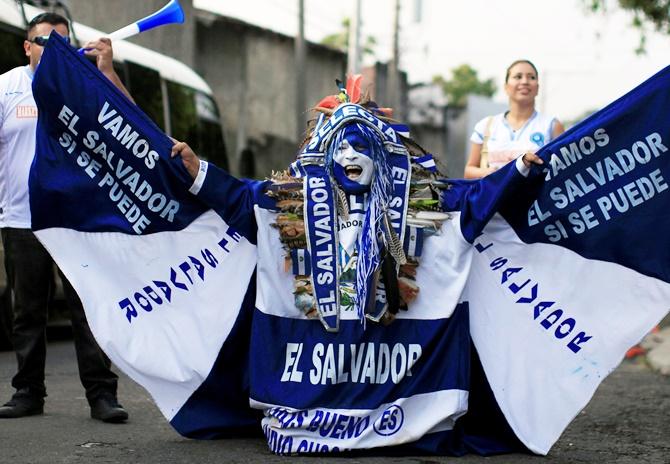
[{"xmin": 0, "ymin": 12, "xmax": 131, "ymax": 422}]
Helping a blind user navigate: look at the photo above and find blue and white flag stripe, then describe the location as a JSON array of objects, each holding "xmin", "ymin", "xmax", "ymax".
[
  {"xmin": 251, "ymin": 389, "xmax": 468, "ymax": 454},
  {"xmin": 404, "ymin": 225, "xmax": 424, "ymax": 257},
  {"xmin": 466, "ymin": 216, "xmax": 670, "ymax": 453},
  {"xmin": 390, "ymin": 123, "xmax": 410, "ymax": 138},
  {"xmin": 36, "ymin": 212, "xmax": 257, "ymax": 423},
  {"xmin": 414, "ymin": 154, "xmax": 437, "ymax": 172},
  {"xmin": 463, "ymin": 60, "xmax": 670, "ymax": 453},
  {"xmin": 290, "ymin": 248, "xmax": 311, "ymax": 275}
]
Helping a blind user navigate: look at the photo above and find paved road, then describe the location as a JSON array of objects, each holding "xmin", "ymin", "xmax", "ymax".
[{"xmin": 0, "ymin": 341, "xmax": 668, "ymax": 464}]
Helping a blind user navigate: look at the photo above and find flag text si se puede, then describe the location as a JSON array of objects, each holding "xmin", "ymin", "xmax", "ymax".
[
  {"xmin": 55, "ymin": 102, "xmax": 179, "ymax": 234},
  {"xmin": 527, "ymin": 127, "xmax": 668, "ymax": 242}
]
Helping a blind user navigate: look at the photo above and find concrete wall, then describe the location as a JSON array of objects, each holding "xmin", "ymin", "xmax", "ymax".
[
  {"xmin": 361, "ymin": 63, "xmax": 409, "ymax": 122},
  {"xmin": 67, "ymin": 0, "xmax": 198, "ymax": 67},
  {"xmin": 68, "ymin": 0, "xmax": 346, "ymax": 176},
  {"xmin": 444, "ymin": 107, "xmax": 468, "ymax": 178},
  {"xmin": 195, "ymin": 17, "xmax": 346, "ymax": 173},
  {"xmin": 409, "ymin": 108, "xmax": 468, "ymax": 179},
  {"xmin": 407, "ymin": 83, "xmax": 449, "ymax": 174},
  {"xmin": 406, "ymin": 85, "xmax": 509, "ymax": 179}
]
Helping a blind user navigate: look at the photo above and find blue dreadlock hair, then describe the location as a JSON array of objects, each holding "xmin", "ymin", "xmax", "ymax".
[{"xmin": 325, "ymin": 122, "xmax": 393, "ymax": 323}]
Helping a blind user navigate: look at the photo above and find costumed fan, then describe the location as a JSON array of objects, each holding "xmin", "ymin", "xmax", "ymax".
[
  {"xmin": 269, "ymin": 76, "xmax": 454, "ymax": 329},
  {"xmin": 29, "ymin": 34, "xmax": 670, "ymax": 457},
  {"xmin": 172, "ymin": 75, "xmax": 542, "ymax": 455}
]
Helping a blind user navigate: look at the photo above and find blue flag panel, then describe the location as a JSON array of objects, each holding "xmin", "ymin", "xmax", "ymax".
[
  {"xmin": 31, "ymin": 32, "xmax": 204, "ymax": 235},
  {"xmin": 501, "ymin": 64, "xmax": 670, "ymax": 283}
]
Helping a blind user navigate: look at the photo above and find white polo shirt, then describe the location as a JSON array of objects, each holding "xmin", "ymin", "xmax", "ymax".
[
  {"xmin": 470, "ymin": 111, "xmax": 557, "ymax": 170},
  {"xmin": 0, "ymin": 65, "xmax": 37, "ymax": 229}
]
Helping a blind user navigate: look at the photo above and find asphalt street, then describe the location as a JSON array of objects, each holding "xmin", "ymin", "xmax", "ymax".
[{"xmin": 0, "ymin": 341, "xmax": 668, "ymax": 464}]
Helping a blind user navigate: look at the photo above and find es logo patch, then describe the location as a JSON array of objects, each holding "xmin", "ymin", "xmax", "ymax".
[{"xmin": 373, "ymin": 405, "xmax": 404, "ymax": 436}]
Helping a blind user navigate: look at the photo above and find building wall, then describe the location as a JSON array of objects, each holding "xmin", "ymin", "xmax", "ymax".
[
  {"xmin": 68, "ymin": 0, "xmax": 346, "ymax": 176},
  {"xmin": 361, "ymin": 63, "xmax": 409, "ymax": 122},
  {"xmin": 445, "ymin": 107, "xmax": 468, "ymax": 178},
  {"xmin": 194, "ymin": 16, "xmax": 346, "ymax": 174},
  {"xmin": 67, "ymin": 0, "xmax": 198, "ymax": 68},
  {"xmin": 407, "ymin": 83, "xmax": 450, "ymax": 175},
  {"xmin": 407, "ymin": 87, "xmax": 509, "ymax": 179}
]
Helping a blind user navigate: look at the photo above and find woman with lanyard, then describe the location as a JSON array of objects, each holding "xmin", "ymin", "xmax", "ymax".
[{"xmin": 465, "ymin": 59, "xmax": 565, "ymax": 179}]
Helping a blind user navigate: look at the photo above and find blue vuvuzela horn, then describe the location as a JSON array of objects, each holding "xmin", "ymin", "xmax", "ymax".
[{"xmin": 78, "ymin": 0, "xmax": 184, "ymax": 53}]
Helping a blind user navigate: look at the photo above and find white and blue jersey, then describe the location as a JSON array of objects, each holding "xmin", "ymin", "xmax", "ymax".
[
  {"xmin": 471, "ymin": 111, "xmax": 557, "ymax": 169},
  {"xmin": 0, "ymin": 65, "xmax": 38, "ymax": 228}
]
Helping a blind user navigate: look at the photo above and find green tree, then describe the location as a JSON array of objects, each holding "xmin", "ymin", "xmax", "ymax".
[
  {"xmin": 320, "ymin": 18, "xmax": 377, "ymax": 57},
  {"xmin": 433, "ymin": 64, "xmax": 496, "ymax": 108},
  {"xmin": 587, "ymin": 0, "xmax": 670, "ymax": 53}
]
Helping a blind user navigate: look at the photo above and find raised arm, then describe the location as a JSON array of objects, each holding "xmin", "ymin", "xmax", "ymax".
[
  {"xmin": 445, "ymin": 153, "xmax": 543, "ymax": 242},
  {"xmin": 171, "ymin": 141, "xmax": 271, "ymax": 242},
  {"xmin": 82, "ymin": 38, "xmax": 134, "ymax": 103}
]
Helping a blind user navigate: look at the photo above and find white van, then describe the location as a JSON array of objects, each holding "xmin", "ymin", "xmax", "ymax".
[{"xmin": 0, "ymin": 0, "xmax": 229, "ymax": 347}]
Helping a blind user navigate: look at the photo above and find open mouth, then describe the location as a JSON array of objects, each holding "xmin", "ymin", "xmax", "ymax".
[{"xmin": 344, "ymin": 165, "xmax": 363, "ymax": 180}]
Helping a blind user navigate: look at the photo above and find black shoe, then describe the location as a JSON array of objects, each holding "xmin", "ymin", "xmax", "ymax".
[
  {"xmin": 0, "ymin": 391, "xmax": 44, "ymax": 418},
  {"xmin": 90, "ymin": 396, "xmax": 128, "ymax": 423}
]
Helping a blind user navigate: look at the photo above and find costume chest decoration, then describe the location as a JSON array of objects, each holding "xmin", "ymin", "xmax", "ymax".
[{"xmin": 266, "ymin": 83, "xmax": 451, "ymax": 333}]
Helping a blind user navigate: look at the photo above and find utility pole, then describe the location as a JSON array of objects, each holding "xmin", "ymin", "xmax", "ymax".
[
  {"xmin": 295, "ymin": 0, "xmax": 307, "ymax": 142},
  {"xmin": 387, "ymin": 0, "xmax": 401, "ymax": 112},
  {"xmin": 235, "ymin": 36, "xmax": 248, "ymax": 176},
  {"xmin": 347, "ymin": 0, "xmax": 362, "ymax": 75}
]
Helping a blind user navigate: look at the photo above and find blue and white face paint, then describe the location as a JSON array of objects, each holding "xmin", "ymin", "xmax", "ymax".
[{"xmin": 332, "ymin": 125, "xmax": 375, "ymax": 194}]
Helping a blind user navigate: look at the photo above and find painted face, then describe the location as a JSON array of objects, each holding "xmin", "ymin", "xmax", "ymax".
[{"xmin": 332, "ymin": 125, "xmax": 374, "ymax": 194}]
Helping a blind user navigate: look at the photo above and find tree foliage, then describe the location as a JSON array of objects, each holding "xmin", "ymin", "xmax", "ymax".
[
  {"xmin": 320, "ymin": 18, "xmax": 377, "ymax": 57},
  {"xmin": 433, "ymin": 64, "xmax": 496, "ymax": 108},
  {"xmin": 587, "ymin": 0, "xmax": 670, "ymax": 53}
]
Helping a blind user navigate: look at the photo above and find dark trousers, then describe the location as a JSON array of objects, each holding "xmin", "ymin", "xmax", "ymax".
[{"xmin": 1, "ymin": 228, "xmax": 118, "ymax": 403}]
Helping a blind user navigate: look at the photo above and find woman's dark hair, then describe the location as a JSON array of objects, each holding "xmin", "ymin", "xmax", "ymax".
[
  {"xmin": 27, "ymin": 13, "xmax": 69, "ymax": 37},
  {"xmin": 505, "ymin": 59, "xmax": 538, "ymax": 83}
]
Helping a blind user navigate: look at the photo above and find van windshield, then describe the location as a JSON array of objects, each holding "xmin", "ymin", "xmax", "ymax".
[
  {"xmin": 0, "ymin": 28, "xmax": 26, "ymax": 74},
  {"xmin": 126, "ymin": 61, "xmax": 165, "ymax": 132},
  {"xmin": 0, "ymin": 25, "xmax": 228, "ymax": 170}
]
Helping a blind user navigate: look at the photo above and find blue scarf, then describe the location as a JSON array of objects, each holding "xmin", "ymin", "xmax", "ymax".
[{"xmin": 292, "ymin": 104, "xmax": 411, "ymax": 331}]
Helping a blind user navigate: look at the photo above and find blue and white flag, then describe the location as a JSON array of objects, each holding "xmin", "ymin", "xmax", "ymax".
[
  {"xmin": 465, "ymin": 64, "xmax": 670, "ymax": 453},
  {"xmin": 414, "ymin": 153, "xmax": 437, "ymax": 172},
  {"xmin": 31, "ymin": 33, "xmax": 260, "ymax": 437},
  {"xmin": 29, "ymin": 33, "xmax": 669, "ymax": 455}
]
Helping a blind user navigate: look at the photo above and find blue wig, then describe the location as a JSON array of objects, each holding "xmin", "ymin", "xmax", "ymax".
[{"xmin": 325, "ymin": 122, "xmax": 393, "ymax": 323}]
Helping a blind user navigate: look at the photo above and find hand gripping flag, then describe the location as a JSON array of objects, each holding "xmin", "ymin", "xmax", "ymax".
[
  {"xmin": 30, "ymin": 33, "xmax": 669, "ymax": 455},
  {"xmin": 464, "ymin": 65, "xmax": 670, "ymax": 453},
  {"xmin": 77, "ymin": 0, "xmax": 184, "ymax": 54},
  {"xmin": 30, "ymin": 33, "xmax": 261, "ymax": 438}
]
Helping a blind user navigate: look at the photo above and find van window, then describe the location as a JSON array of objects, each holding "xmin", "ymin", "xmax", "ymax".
[
  {"xmin": 0, "ymin": 29, "xmax": 26, "ymax": 74},
  {"xmin": 195, "ymin": 91, "xmax": 227, "ymax": 169},
  {"xmin": 0, "ymin": 23, "xmax": 227, "ymax": 170},
  {"xmin": 126, "ymin": 61, "xmax": 165, "ymax": 131},
  {"xmin": 167, "ymin": 81, "xmax": 227, "ymax": 169}
]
